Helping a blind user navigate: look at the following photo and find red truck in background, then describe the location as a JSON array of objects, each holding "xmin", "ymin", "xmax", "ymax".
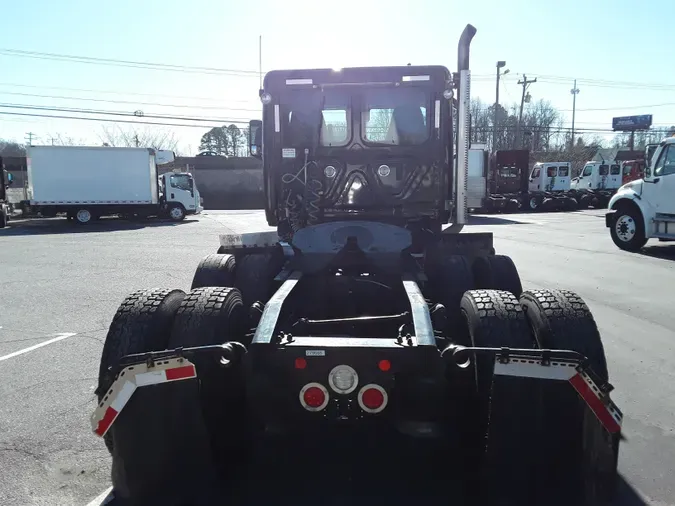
[{"xmin": 621, "ymin": 160, "xmax": 645, "ymax": 185}]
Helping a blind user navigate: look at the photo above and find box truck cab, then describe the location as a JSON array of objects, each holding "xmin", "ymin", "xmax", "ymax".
[
  {"xmin": 571, "ymin": 161, "xmax": 622, "ymax": 191},
  {"xmin": 159, "ymin": 171, "xmax": 202, "ymax": 220},
  {"xmin": 607, "ymin": 136, "xmax": 675, "ymax": 250}
]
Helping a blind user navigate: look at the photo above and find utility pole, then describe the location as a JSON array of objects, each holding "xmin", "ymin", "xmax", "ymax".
[
  {"xmin": 493, "ymin": 61, "xmax": 509, "ymax": 153},
  {"xmin": 134, "ymin": 134, "xmax": 139, "ymax": 147},
  {"xmin": 570, "ymin": 80, "xmax": 580, "ymax": 149},
  {"xmin": 25, "ymin": 132, "xmax": 36, "ymax": 146},
  {"xmin": 515, "ymin": 74, "xmax": 537, "ymax": 148}
]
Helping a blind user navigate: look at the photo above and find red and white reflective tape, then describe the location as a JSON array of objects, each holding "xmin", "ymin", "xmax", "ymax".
[
  {"xmin": 91, "ymin": 358, "xmax": 197, "ymax": 437},
  {"xmin": 494, "ymin": 358, "xmax": 622, "ymax": 434}
]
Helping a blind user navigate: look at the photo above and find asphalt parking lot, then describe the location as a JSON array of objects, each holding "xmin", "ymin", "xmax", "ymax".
[{"xmin": 0, "ymin": 209, "xmax": 674, "ymax": 506}]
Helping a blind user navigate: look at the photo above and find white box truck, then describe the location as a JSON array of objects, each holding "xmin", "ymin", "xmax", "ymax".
[{"xmin": 22, "ymin": 146, "xmax": 202, "ymax": 224}]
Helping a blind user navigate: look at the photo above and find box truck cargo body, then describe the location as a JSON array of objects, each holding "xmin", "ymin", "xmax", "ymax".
[{"xmin": 22, "ymin": 146, "xmax": 202, "ymax": 224}]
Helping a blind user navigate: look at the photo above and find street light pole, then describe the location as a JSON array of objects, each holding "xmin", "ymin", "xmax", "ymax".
[
  {"xmin": 493, "ymin": 61, "xmax": 508, "ymax": 152},
  {"xmin": 570, "ymin": 79, "xmax": 580, "ymax": 149}
]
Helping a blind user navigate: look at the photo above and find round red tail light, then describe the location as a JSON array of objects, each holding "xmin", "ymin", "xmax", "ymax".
[
  {"xmin": 299, "ymin": 382, "xmax": 329, "ymax": 411},
  {"xmin": 378, "ymin": 359, "xmax": 391, "ymax": 372},
  {"xmin": 358, "ymin": 384, "xmax": 388, "ymax": 413}
]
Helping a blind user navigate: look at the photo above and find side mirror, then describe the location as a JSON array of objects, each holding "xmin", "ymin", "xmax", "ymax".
[{"xmin": 249, "ymin": 120, "xmax": 262, "ymax": 160}]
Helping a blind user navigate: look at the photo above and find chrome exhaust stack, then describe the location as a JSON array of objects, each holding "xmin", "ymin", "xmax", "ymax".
[{"xmin": 454, "ymin": 24, "xmax": 476, "ymax": 228}]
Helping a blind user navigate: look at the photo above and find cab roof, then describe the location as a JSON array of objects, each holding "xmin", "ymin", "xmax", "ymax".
[{"xmin": 263, "ymin": 65, "xmax": 451, "ymax": 90}]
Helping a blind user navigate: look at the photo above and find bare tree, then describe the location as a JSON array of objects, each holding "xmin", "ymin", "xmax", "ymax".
[
  {"xmin": 98, "ymin": 125, "xmax": 180, "ymax": 151},
  {"xmin": 44, "ymin": 133, "xmax": 87, "ymax": 146}
]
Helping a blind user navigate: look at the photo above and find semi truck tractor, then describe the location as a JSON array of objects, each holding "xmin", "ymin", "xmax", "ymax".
[
  {"xmin": 20, "ymin": 145, "xmax": 202, "ymax": 224},
  {"xmin": 607, "ymin": 135, "xmax": 675, "ymax": 250},
  {"xmin": 91, "ymin": 25, "xmax": 622, "ymax": 506},
  {"xmin": 0, "ymin": 159, "xmax": 14, "ymax": 228},
  {"xmin": 469, "ymin": 149, "xmax": 576, "ymax": 213},
  {"xmin": 570, "ymin": 160, "xmax": 622, "ymax": 209}
]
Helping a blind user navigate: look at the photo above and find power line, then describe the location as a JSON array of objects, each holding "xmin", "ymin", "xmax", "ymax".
[
  {"xmin": 0, "ymin": 110, "xmax": 248, "ymax": 129},
  {"xmin": 0, "ymin": 102, "xmax": 254, "ymax": 124},
  {"xmin": 0, "ymin": 48, "xmax": 261, "ymax": 77},
  {"xmin": 0, "ymin": 90, "xmax": 260, "ymax": 112},
  {"xmin": 0, "ymin": 81, "xmax": 259, "ymax": 104}
]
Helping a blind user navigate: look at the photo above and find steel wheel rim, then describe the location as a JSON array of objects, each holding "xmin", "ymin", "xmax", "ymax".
[
  {"xmin": 170, "ymin": 207, "xmax": 183, "ymax": 219},
  {"xmin": 615, "ymin": 215, "xmax": 635, "ymax": 242}
]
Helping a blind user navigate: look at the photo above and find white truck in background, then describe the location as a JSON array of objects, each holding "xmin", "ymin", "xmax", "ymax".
[
  {"xmin": 607, "ymin": 135, "xmax": 675, "ymax": 250},
  {"xmin": 21, "ymin": 146, "xmax": 202, "ymax": 224},
  {"xmin": 570, "ymin": 160, "xmax": 622, "ymax": 209},
  {"xmin": 526, "ymin": 161, "xmax": 577, "ymax": 211}
]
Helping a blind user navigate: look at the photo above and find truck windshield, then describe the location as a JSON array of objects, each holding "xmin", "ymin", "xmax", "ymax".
[
  {"xmin": 499, "ymin": 167, "xmax": 519, "ymax": 178},
  {"xmin": 362, "ymin": 88, "xmax": 429, "ymax": 146},
  {"xmin": 170, "ymin": 174, "xmax": 192, "ymax": 191},
  {"xmin": 281, "ymin": 90, "xmax": 351, "ymax": 148}
]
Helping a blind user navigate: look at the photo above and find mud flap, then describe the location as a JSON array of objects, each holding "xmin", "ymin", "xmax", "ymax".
[
  {"xmin": 92, "ymin": 358, "xmax": 222, "ymax": 506},
  {"xmin": 482, "ymin": 360, "xmax": 622, "ymax": 506},
  {"xmin": 109, "ymin": 378, "xmax": 220, "ymax": 506}
]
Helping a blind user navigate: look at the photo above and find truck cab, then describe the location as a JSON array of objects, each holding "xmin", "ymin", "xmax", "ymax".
[
  {"xmin": 1, "ymin": 162, "xmax": 13, "ymax": 228},
  {"xmin": 159, "ymin": 171, "xmax": 203, "ymax": 217},
  {"xmin": 248, "ymin": 65, "xmax": 458, "ymax": 239},
  {"xmin": 529, "ymin": 162, "xmax": 571, "ymax": 193},
  {"xmin": 571, "ymin": 161, "xmax": 622, "ymax": 190},
  {"xmin": 607, "ymin": 136, "xmax": 675, "ymax": 250},
  {"xmin": 621, "ymin": 160, "xmax": 644, "ymax": 185}
]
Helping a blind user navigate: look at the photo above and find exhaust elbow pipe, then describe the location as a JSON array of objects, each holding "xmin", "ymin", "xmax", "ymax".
[
  {"xmin": 454, "ymin": 24, "xmax": 477, "ymax": 228},
  {"xmin": 458, "ymin": 24, "xmax": 477, "ymax": 72}
]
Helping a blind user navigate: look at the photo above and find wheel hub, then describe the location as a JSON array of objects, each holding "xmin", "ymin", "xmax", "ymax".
[
  {"xmin": 615, "ymin": 215, "xmax": 635, "ymax": 242},
  {"xmin": 170, "ymin": 207, "xmax": 183, "ymax": 219},
  {"xmin": 77, "ymin": 209, "xmax": 91, "ymax": 222}
]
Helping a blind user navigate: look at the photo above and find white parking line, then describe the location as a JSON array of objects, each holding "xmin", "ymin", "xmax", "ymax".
[
  {"xmin": 84, "ymin": 486, "xmax": 113, "ymax": 506},
  {"xmin": 0, "ymin": 332, "xmax": 77, "ymax": 362}
]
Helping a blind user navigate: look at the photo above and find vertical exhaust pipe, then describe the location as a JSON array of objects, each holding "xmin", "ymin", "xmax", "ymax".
[{"xmin": 455, "ymin": 24, "xmax": 477, "ymax": 227}]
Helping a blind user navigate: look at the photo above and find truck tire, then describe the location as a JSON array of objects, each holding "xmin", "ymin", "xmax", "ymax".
[
  {"xmin": 428, "ymin": 255, "xmax": 474, "ymax": 339},
  {"xmin": 73, "ymin": 208, "xmax": 93, "ymax": 224},
  {"xmin": 167, "ymin": 203, "xmax": 186, "ymax": 222},
  {"xmin": 520, "ymin": 289, "xmax": 608, "ymax": 379},
  {"xmin": 236, "ymin": 252, "xmax": 282, "ymax": 309},
  {"xmin": 579, "ymin": 194, "xmax": 591, "ymax": 209},
  {"xmin": 168, "ymin": 287, "xmax": 249, "ymax": 476},
  {"xmin": 609, "ymin": 203, "xmax": 647, "ymax": 251},
  {"xmin": 527, "ymin": 195, "xmax": 540, "ymax": 211},
  {"xmin": 96, "ymin": 288, "xmax": 186, "ymax": 453},
  {"xmin": 472, "ymin": 254, "xmax": 523, "ymax": 298},
  {"xmin": 191, "ymin": 253, "xmax": 236, "ymax": 290},
  {"xmin": 520, "ymin": 289, "xmax": 617, "ymax": 504},
  {"xmin": 0, "ymin": 209, "xmax": 6, "ymax": 229},
  {"xmin": 459, "ymin": 290, "xmax": 537, "ymax": 505}
]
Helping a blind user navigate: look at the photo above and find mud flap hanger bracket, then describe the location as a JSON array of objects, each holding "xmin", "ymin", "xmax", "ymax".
[
  {"xmin": 117, "ymin": 341, "xmax": 248, "ymax": 374},
  {"xmin": 442, "ymin": 344, "xmax": 623, "ymax": 434}
]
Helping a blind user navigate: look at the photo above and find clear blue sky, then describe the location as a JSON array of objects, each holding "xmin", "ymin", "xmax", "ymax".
[{"xmin": 1, "ymin": 0, "xmax": 673, "ymax": 154}]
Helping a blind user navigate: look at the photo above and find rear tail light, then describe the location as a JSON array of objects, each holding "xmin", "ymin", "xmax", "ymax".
[
  {"xmin": 299, "ymin": 382, "xmax": 329, "ymax": 411},
  {"xmin": 358, "ymin": 384, "xmax": 388, "ymax": 413}
]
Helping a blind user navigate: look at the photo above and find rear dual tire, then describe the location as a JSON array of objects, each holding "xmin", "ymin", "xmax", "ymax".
[
  {"xmin": 98, "ymin": 286, "xmax": 249, "ymax": 504},
  {"xmin": 461, "ymin": 289, "xmax": 617, "ymax": 505}
]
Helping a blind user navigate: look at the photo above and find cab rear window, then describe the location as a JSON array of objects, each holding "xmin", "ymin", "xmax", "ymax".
[{"xmin": 558, "ymin": 167, "xmax": 569, "ymax": 176}]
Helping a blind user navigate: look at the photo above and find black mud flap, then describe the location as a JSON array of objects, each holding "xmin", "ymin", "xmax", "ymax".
[
  {"xmin": 481, "ymin": 361, "xmax": 621, "ymax": 506},
  {"xmin": 108, "ymin": 378, "xmax": 221, "ymax": 506}
]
